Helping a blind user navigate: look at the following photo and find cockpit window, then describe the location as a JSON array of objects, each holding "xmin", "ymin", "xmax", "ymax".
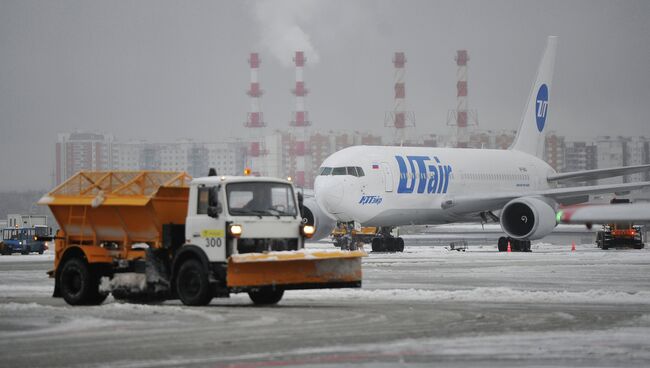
[{"xmin": 318, "ymin": 166, "xmax": 365, "ymax": 177}]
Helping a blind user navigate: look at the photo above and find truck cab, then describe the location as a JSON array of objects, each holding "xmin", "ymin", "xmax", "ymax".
[{"xmin": 188, "ymin": 176, "xmax": 305, "ymax": 261}]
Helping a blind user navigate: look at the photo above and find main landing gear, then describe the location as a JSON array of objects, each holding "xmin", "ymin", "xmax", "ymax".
[
  {"xmin": 371, "ymin": 227, "xmax": 404, "ymax": 253},
  {"xmin": 497, "ymin": 236, "xmax": 531, "ymax": 252}
]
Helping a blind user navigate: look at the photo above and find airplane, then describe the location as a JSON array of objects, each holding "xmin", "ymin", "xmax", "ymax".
[{"xmin": 301, "ymin": 36, "xmax": 650, "ymax": 252}]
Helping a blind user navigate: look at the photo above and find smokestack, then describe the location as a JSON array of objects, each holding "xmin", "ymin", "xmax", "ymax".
[
  {"xmin": 290, "ymin": 51, "xmax": 311, "ymax": 187},
  {"xmin": 244, "ymin": 52, "xmax": 266, "ymax": 175}
]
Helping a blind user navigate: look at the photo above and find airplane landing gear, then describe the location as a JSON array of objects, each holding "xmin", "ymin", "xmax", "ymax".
[
  {"xmin": 497, "ymin": 236, "xmax": 531, "ymax": 252},
  {"xmin": 371, "ymin": 227, "xmax": 404, "ymax": 252}
]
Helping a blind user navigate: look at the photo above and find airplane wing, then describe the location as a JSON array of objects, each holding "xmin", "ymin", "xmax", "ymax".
[
  {"xmin": 557, "ymin": 202, "xmax": 650, "ymax": 225},
  {"xmin": 441, "ymin": 181, "xmax": 650, "ymax": 213},
  {"xmin": 547, "ymin": 164, "xmax": 650, "ymax": 183}
]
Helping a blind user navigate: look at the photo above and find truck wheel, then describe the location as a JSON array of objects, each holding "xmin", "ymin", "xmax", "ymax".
[
  {"xmin": 248, "ymin": 287, "xmax": 284, "ymax": 305},
  {"xmin": 59, "ymin": 257, "xmax": 107, "ymax": 305},
  {"xmin": 21, "ymin": 246, "xmax": 30, "ymax": 255},
  {"xmin": 176, "ymin": 259, "xmax": 212, "ymax": 306}
]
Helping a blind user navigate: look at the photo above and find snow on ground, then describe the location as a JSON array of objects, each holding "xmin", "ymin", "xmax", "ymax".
[
  {"xmin": 1, "ymin": 239, "xmax": 649, "ymax": 367},
  {"xmin": 285, "ymin": 286, "xmax": 650, "ymax": 304},
  {"xmin": 0, "ymin": 251, "xmax": 54, "ymax": 263}
]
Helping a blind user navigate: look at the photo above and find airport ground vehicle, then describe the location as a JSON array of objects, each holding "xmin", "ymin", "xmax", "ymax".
[
  {"xmin": 39, "ymin": 171, "xmax": 364, "ymax": 306},
  {"xmin": 595, "ymin": 199, "xmax": 645, "ymax": 250},
  {"xmin": 331, "ymin": 224, "xmax": 377, "ymax": 250},
  {"xmin": 0, "ymin": 214, "xmax": 52, "ymax": 255},
  {"xmin": 0, "ymin": 227, "xmax": 50, "ymax": 255},
  {"xmin": 331, "ymin": 223, "xmax": 404, "ymax": 252},
  {"xmin": 596, "ymin": 224, "xmax": 645, "ymax": 249}
]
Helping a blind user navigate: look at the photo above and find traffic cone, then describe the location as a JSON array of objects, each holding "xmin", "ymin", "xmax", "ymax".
[
  {"xmin": 571, "ymin": 241, "xmax": 576, "ymax": 252},
  {"xmin": 507, "ymin": 241, "xmax": 512, "ymax": 253}
]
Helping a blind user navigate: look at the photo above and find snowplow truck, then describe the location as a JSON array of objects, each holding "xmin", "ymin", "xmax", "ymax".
[{"xmin": 39, "ymin": 171, "xmax": 364, "ymax": 306}]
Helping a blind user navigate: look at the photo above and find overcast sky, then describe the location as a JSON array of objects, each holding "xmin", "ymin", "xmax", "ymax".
[{"xmin": 1, "ymin": 0, "xmax": 649, "ymax": 190}]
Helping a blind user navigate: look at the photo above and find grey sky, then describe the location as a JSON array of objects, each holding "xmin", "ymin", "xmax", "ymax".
[{"xmin": 1, "ymin": 0, "xmax": 649, "ymax": 190}]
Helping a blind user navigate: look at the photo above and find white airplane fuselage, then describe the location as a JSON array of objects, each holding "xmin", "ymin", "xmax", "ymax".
[{"xmin": 315, "ymin": 146, "xmax": 555, "ymax": 226}]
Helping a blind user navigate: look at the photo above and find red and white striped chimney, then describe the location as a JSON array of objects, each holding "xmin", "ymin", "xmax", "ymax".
[
  {"xmin": 290, "ymin": 51, "xmax": 311, "ymax": 187},
  {"xmin": 456, "ymin": 50, "xmax": 469, "ymax": 148},
  {"xmin": 393, "ymin": 52, "xmax": 407, "ymax": 144},
  {"xmin": 245, "ymin": 52, "xmax": 266, "ymax": 175}
]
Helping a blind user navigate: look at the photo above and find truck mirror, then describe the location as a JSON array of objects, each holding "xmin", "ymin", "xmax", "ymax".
[
  {"xmin": 208, "ymin": 186, "xmax": 219, "ymax": 207},
  {"xmin": 297, "ymin": 192, "xmax": 304, "ymax": 216},
  {"xmin": 207, "ymin": 205, "xmax": 220, "ymax": 218},
  {"xmin": 208, "ymin": 186, "xmax": 222, "ymax": 218}
]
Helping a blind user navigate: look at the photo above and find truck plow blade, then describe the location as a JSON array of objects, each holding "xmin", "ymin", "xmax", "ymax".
[{"xmin": 227, "ymin": 249, "xmax": 365, "ymax": 289}]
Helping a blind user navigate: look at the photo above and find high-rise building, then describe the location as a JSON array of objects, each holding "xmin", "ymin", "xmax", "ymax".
[
  {"xmin": 563, "ymin": 141, "xmax": 598, "ymax": 185},
  {"xmin": 57, "ymin": 134, "xmax": 245, "ymax": 183},
  {"xmin": 55, "ymin": 132, "xmax": 114, "ymax": 185},
  {"xmin": 544, "ymin": 132, "xmax": 565, "ymax": 172},
  {"xmin": 626, "ymin": 137, "xmax": 650, "ymax": 182},
  {"xmin": 596, "ymin": 136, "xmax": 627, "ymax": 184}
]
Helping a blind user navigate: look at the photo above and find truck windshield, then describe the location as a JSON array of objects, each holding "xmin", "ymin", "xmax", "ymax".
[{"xmin": 226, "ymin": 182, "xmax": 297, "ymax": 217}]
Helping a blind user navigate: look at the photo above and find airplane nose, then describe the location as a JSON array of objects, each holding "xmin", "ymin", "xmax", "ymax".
[{"xmin": 315, "ymin": 179, "xmax": 345, "ymax": 214}]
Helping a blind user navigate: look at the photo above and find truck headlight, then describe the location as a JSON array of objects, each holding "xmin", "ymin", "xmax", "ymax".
[
  {"xmin": 228, "ymin": 224, "xmax": 243, "ymax": 238},
  {"xmin": 301, "ymin": 224, "xmax": 316, "ymax": 239}
]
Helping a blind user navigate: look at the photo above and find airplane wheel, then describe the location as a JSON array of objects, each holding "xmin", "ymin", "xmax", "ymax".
[
  {"xmin": 395, "ymin": 237, "xmax": 405, "ymax": 252},
  {"xmin": 249, "ymin": 287, "xmax": 284, "ymax": 305},
  {"xmin": 371, "ymin": 238, "xmax": 384, "ymax": 252},
  {"xmin": 497, "ymin": 237, "xmax": 507, "ymax": 252}
]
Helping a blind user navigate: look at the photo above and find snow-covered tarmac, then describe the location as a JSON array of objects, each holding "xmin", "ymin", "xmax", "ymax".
[{"xmin": 1, "ymin": 241, "xmax": 649, "ymax": 367}]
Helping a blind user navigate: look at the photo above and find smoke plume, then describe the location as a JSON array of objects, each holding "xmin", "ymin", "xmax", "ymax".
[{"xmin": 252, "ymin": 0, "xmax": 321, "ymax": 67}]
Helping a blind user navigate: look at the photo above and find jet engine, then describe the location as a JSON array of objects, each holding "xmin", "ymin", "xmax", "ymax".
[
  {"xmin": 301, "ymin": 197, "xmax": 337, "ymax": 241},
  {"xmin": 500, "ymin": 197, "xmax": 557, "ymax": 240}
]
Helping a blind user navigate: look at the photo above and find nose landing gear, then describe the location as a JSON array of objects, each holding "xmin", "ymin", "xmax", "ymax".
[{"xmin": 371, "ymin": 227, "xmax": 404, "ymax": 253}]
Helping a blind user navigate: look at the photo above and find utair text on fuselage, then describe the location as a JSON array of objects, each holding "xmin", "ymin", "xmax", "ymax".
[{"xmin": 395, "ymin": 155, "xmax": 452, "ymax": 194}]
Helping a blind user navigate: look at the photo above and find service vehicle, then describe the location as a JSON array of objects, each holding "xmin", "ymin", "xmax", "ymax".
[
  {"xmin": 595, "ymin": 199, "xmax": 645, "ymax": 250},
  {"xmin": 0, "ymin": 227, "xmax": 50, "ymax": 255},
  {"xmin": 331, "ymin": 223, "xmax": 403, "ymax": 252},
  {"xmin": 331, "ymin": 224, "xmax": 378, "ymax": 250},
  {"xmin": 39, "ymin": 171, "xmax": 364, "ymax": 306}
]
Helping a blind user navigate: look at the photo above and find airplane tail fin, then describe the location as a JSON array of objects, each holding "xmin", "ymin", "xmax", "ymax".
[{"xmin": 510, "ymin": 36, "xmax": 558, "ymax": 158}]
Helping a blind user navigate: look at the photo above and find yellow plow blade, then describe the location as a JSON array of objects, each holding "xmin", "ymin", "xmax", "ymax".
[{"xmin": 227, "ymin": 249, "xmax": 366, "ymax": 289}]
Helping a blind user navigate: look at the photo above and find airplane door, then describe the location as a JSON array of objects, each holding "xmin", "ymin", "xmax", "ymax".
[{"xmin": 381, "ymin": 162, "xmax": 393, "ymax": 192}]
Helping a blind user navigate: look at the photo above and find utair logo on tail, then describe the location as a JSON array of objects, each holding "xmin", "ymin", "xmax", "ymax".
[
  {"xmin": 535, "ymin": 84, "xmax": 549, "ymax": 132},
  {"xmin": 395, "ymin": 155, "xmax": 452, "ymax": 194}
]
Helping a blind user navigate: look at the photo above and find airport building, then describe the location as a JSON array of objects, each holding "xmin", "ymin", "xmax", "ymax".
[
  {"xmin": 55, "ymin": 130, "xmax": 649, "ymax": 188},
  {"xmin": 56, "ymin": 133, "xmax": 246, "ymax": 185}
]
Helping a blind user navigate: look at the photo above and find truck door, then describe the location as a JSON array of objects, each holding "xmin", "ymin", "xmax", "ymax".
[{"xmin": 187, "ymin": 185, "xmax": 226, "ymax": 262}]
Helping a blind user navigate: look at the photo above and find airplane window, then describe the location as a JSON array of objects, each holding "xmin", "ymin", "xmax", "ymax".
[
  {"xmin": 346, "ymin": 167, "xmax": 358, "ymax": 176},
  {"xmin": 332, "ymin": 167, "xmax": 347, "ymax": 175},
  {"xmin": 320, "ymin": 167, "xmax": 332, "ymax": 175},
  {"xmin": 356, "ymin": 167, "xmax": 365, "ymax": 177}
]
